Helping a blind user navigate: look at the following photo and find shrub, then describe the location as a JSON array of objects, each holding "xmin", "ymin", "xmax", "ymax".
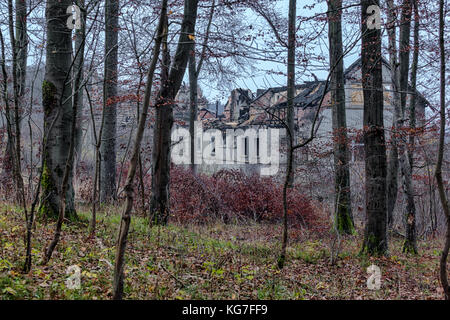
[
  {"xmin": 169, "ymin": 167, "xmax": 325, "ymax": 230},
  {"xmin": 96, "ymin": 164, "xmax": 325, "ymax": 231}
]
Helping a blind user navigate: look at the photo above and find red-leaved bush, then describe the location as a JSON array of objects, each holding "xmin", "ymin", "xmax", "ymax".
[
  {"xmin": 78, "ymin": 165, "xmax": 326, "ymax": 231},
  {"xmin": 169, "ymin": 167, "xmax": 325, "ymax": 230}
]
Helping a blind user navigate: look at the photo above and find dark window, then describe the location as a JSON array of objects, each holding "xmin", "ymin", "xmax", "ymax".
[
  {"xmin": 256, "ymin": 137, "xmax": 260, "ymax": 158},
  {"xmin": 244, "ymin": 137, "xmax": 249, "ymax": 158}
]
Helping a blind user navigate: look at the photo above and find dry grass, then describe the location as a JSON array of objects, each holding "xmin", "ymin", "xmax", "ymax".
[{"xmin": 0, "ymin": 203, "xmax": 447, "ymax": 300}]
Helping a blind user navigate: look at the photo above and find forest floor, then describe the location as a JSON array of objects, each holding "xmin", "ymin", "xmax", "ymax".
[{"xmin": 0, "ymin": 203, "xmax": 447, "ymax": 300}]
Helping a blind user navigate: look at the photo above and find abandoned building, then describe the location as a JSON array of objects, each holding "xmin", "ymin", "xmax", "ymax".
[
  {"xmin": 1, "ymin": 57, "xmax": 430, "ymax": 186},
  {"xmin": 182, "ymin": 57, "xmax": 430, "ymax": 177}
]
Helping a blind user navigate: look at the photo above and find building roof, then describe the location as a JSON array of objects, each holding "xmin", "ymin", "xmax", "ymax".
[
  {"xmin": 272, "ymin": 81, "xmax": 327, "ymax": 110},
  {"xmin": 203, "ymin": 57, "xmax": 431, "ymax": 130}
]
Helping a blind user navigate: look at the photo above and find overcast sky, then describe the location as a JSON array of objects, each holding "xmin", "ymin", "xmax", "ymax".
[{"xmin": 197, "ymin": 0, "xmax": 362, "ymax": 105}]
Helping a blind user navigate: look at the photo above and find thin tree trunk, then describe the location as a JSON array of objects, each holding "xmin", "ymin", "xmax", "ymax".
[
  {"xmin": 8, "ymin": 0, "xmax": 30, "ymax": 272},
  {"xmin": 27, "ymin": 47, "xmax": 44, "ymax": 200},
  {"xmin": 327, "ymin": 0, "xmax": 353, "ymax": 234},
  {"xmin": 398, "ymin": 0, "xmax": 417, "ymax": 254},
  {"xmin": 278, "ymin": 146, "xmax": 293, "ymax": 269},
  {"xmin": 14, "ymin": 1, "xmax": 28, "ymax": 196},
  {"xmin": 399, "ymin": 143, "xmax": 417, "ymax": 254},
  {"xmin": 100, "ymin": 0, "xmax": 119, "ymax": 203},
  {"xmin": 435, "ymin": 0, "xmax": 449, "ymax": 300},
  {"xmin": 286, "ymin": 0, "xmax": 296, "ymax": 188},
  {"xmin": 15, "ymin": 0, "xmax": 27, "ymax": 100},
  {"xmin": 87, "ymin": 84, "xmax": 105, "ymax": 235},
  {"xmin": 360, "ymin": 0, "xmax": 388, "ymax": 255},
  {"xmin": 189, "ymin": 0, "xmax": 214, "ymax": 174},
  {"xmin": 23, "ymin": 140, "xmax": 46, "ymax": 272},
  {"xmin": 149, "ymin": 0, "xmax": 199, "ymax": 225},
  {"xmin": 14, "ymin": 0, "xmax": 30, "ymax": 273},
  {"xmin": 277, "ymin": 0, "xmax": 296, "ymax": 269},
  {"xmin": 138, "ymin": 154, "xmax": 146, "ymax": 212},
  {"xmin": 79, "ymin": 13, "xmax": 105, "ymax": 233},
  {"xmin": 2, "ymin": 0, "xmax": 27, "ymax": 195},
  {"xmin": 74, "ymin": 0, "xmax": 86, "ymax": 172},
  {"xmin": 8, "ymin": 0, "xmax": 26, "ymax": 206},
  {"xmin": 408, "ymin": 0, "xmax": 419, "ymax": 167},
  {"xmin": 113, "ymin": 0, "xmax": 167, "ymax": 299},
  {"xmin": 0, "ymin": 20, "xmax": 15, "ymax": 197},
  {"xmin": 2, "ymin": 20, "xmax": 32, "ymax": 274},
  {"xmin": 386, "ymin": 0, "xmax": 400, "ymax": 228},
  {"xmin": 189, "ymin": 54, "xmax": 198, "ymax": 174}
]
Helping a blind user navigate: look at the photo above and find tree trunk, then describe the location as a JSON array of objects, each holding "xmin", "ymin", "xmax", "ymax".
[
  {"xmin": 2, "ymin": 0, "xmax": 27, "ymax": 197},
  {"xmin": 386, "ymin": 140, "xmax": 399, "ymax": 228},
  {"xmin": 43, "ymin": 0, "xmax": 86, "ymax": 263},
  {"xmin": 386, "ymin": 0, "xmax": 400, "ymax": 228},
  {"xmin": 0, "ymin": 29, "xmax": 15, "ymax": 194},
  {"xmin": 39, "ymin": 0, "xmax": 77, "ymax": 220},
  {"xmin": 44, "ymin": 32, "xmax": 83, "ymax": 265},
  {"xmin": 408, "ymin": 0, "xmax": 419, "ymax": 167},
  {"xmin": 100, "ymin": 0, "xmax": 119, "ymax": 203},
  {"xmin": 398, "ymin": 0, "xmax": 417, "ymax": 254},
  {"xmin": 149, "ymin": 0, "xmax": 199, "ymax": 225},
  {"xmin": 277, "ymin": 0, "xmax": 296, "ymax": 269},
  {"xmin": 435, "ymin": 0, "xmax": 449, "ymax": 300},
  {"xmin": 6, "ymin": 0, "xmax": 27, "ymax": 205},
  {"xmin": 286, "ymin": 0, "xmax": 296, "ymax": 188},
  {"xmin": 113, "ymin": 0, "xmax": 167, "ymax": 299},
  {"xmin": 74, "ymin": 0, "xmax": 86, "ymax": 172},
  {"xmin": 87, "ymin": 84, "xmax": 105, "ymax": 235},
  {"xmin": 11, "ymin": 0, "xmax": 27, "ymax": 212},
  {"xmin": 188, "ymin": 0, "xmax": 214, "ymax": 174},
  {"xmin": 360, "ymin": 0, "xmax": 388, "ymax": 255},
  {"xmin": 327, "ymin": 0, "xmax": 354, "ymax": 234},
  {"xmin": 14, "ymin": 0, "xmax": 28, "ymax": 186},
  {"xmin": 399, "ymin": 145, "xmax": 417, "ymax": 254},
  {"xmin": 188, "ymin": 54, "xmax": 198, "ymax": 174},
  {"xmin": 15, "ymin": 0, "xmax": 27, "ymax": 100}
]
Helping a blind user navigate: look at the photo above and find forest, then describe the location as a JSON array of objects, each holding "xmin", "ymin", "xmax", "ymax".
[{"xmin": 0, "ymin": 0, "xmax": 449, "ymax": 302}]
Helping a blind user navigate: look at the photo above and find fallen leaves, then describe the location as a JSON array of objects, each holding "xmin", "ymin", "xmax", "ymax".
[{"xmin": 0, "ymin": 204, "xmax": 447, "ymax": 300}]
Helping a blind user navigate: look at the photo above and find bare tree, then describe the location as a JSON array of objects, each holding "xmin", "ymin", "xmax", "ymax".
[
  {"xmin": 360, "ymin": 0, "xmax": 388, "ymax": 255},
  {"xmin": 277, "ymin": 0, "xmax": 296, "ymax": 269},
  {"xmin": 74, "ymin": 0, "xmax": 86, "ymax": 170},
  {"xmin": 113, "ymin": 0, "xmax": 167, "ymax": 299},
  {"xmin": 386, "ymin": 0, "xmax": 417, "ymax": 253},
  {"xmin": 2, "ymin": 0, "xmax": 27, "ymax": 199},
  {"xmin": 100, "ymin": 0, "xmax": 119, "ymax": 203},
  {"xmin": 149, "ymin": 0, "xmax": 199, "ymax": 225},
  {"xmin": 39, "ymin": 0, "xmax": 77, "ymax": 220},
  {"xmin": 327, "ymin": 0, "xmax": 354, "ymax": 234},
  {"xmin": 397, "ymin": 0, "xmax": 417, "ymax": 254},
  {"xmin": 189, "ymin": 0, "xmax": 215, "ymax": 174},
  {"xmin": 6, "ymin": 0, "xmax": 27, "ymax": 206},
  {"xmin": 408, "ymin": 0, "xmax": 419, "ymax": 168},
  {"xmin": 386, "ymin": 0, "xmax": 400, "ymax": 229},
  {"xmin": 43, "ymin": 0, "xmax": 89, "ymax": 263},
  {"xmin": 435, "ymin": 0, "xmax": 449, "ymax": 300}
]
